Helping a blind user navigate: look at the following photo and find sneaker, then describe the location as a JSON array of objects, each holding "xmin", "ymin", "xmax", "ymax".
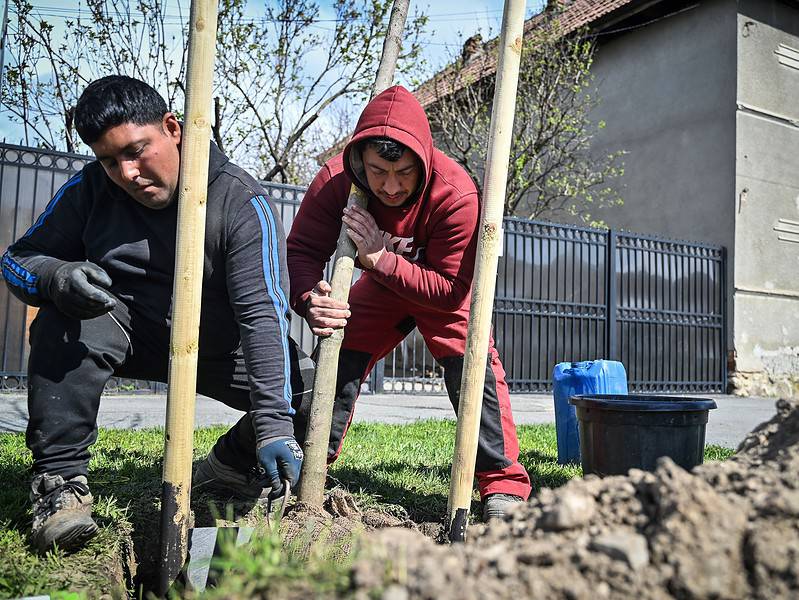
[
  {"xmin": 192, "ymin": 448, "xmax": 267, "ymax": 501},
  {"xmin": 482, "ymin": 493, "xmax": 524, "ymax": 521},
  {"xmin": 30, "ymin": 473, "xmax": 99, "ymax": 553}
]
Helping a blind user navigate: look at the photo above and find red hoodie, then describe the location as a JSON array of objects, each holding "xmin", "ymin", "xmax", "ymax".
[{"xmin": 287, "ymin": 85, "xmax": 480, "ymax": 315}]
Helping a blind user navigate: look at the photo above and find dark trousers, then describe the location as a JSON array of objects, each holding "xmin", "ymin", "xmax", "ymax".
[{"xmin": 26, "ymin": 302, "xmax": 312, "ymax": 479}]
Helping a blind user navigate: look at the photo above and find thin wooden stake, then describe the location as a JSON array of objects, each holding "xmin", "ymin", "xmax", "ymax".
[
  {"xmin": 158, "ymin": 0, "xmax": 218, "ymax": 593},
  {"xmin": 446, "ymin": 0, "xmax": 526, "ymax": 543},
  {"xmin": 298, "ymin": 0, "xmax": 410, "ymax": 506}
]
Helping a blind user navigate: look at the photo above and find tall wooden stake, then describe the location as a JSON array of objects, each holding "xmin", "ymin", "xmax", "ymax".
[
  {"xmin": 446, "ymin": 0, "xmax": 525, "ymax": 542},
  {"xmin": 158, "ymin": 0, "xmax": 218, "ymax": 593},
  {"xmin": 298, "ymin": 0, "xmax": 410, "ymax": 506}
]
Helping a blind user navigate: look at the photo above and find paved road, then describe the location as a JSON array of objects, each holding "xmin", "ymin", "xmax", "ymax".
[{"xmin": 0, "ymin": 392, "xmax": 777, "ymax": 448}]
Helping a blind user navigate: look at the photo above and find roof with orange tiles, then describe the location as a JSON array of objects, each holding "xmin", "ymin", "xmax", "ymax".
[{"xmin": 414, "ymin": 0, "xmax": 638, "ymax": 107}]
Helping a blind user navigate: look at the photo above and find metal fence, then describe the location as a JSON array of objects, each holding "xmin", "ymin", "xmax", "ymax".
[
  {"xmin": 493, "ymin": 219, "xmax": 726, "ymax": 392},
  {"xmin": 0, "ymin": 143, "xmax": 727, "ymax": 393},
  {"xmin": 0, "ymin": 145, "xmax": 93, "ymax": 390}
]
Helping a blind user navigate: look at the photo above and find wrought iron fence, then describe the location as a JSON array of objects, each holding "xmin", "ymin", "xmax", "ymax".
[
  {"xmin": 0, "ymin": 143, "xmax": 727, "ymax": 394},
  {"xmin": 0, "ymin": 144, "xmax": 93, "ymax": 390},
  {"xmin": 494, "ymin": 219, "xmax": 609, "ymax": 392},
  {"xmin": 493, "ymin": 220, "xmax": 726, "ymax": 392},
  {"xmin": 614, "ymin": 232, "xmax": 726, "ymax": 392}
]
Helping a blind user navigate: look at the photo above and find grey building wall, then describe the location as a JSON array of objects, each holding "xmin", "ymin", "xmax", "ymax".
[
  {"xmin": 582, "ymin": 0, "xmax": 738, "ymax": 251},
  {"xmin": 732, "ymin": 0, "xmax": 799, "ymax": 394}
]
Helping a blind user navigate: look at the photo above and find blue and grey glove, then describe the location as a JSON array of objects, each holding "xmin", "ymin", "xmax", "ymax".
[
  {"xmin": 48, "ymin": 261, "xmax": 116, "ymax": 320},
  {"xmin": 256, "ymin": 436, "xmax": 303, "ymax": 500}
]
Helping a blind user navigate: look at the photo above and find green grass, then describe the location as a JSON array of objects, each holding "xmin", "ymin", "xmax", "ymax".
[
  {"xmin": 197, "ymin": 526, "xmax": 356, "ymax": 600},
  {"xmin": 704, "ymin": 443, "xmax": 736, "ymax": 462},
  {"xmin": 329, "ymin": 421, "xmax": 587, "ymax": 521},
  {"xmin": 0, "ymin": 421, "xmax": 735, "ymax": 599}
]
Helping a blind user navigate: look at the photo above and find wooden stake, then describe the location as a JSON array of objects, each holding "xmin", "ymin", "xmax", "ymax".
[
  {"xmin": 446, "ymin": 0, "xmax": 526, "ymax": 543},
  {"xmin": 158, "ymin": 0, "xmax": 218, "ymax": 593},
  {"xmin": 298, "ymin": 0, "xmax": 410, "ymax": 506}
]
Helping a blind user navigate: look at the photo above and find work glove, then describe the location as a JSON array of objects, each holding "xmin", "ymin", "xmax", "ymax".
[
  {"xmin": 256, "ymin": 436, "xmax": 303, "ymax": 500},
  {"xmin": 48, "ymin": 261, "xmax": 116, "ymax": 320}
]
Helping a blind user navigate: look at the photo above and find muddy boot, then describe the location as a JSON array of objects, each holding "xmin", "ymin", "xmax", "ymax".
[
  {"xmin": 193, "ymin": 447, "xmax": 267, "ymax": 501},
  {"xmin": 482, "ymin": 493, "xmax": 523, "ymax": 522},
  {"xmin": 30, "ymin": 473, "xmax": 99, "ymax": 553}
]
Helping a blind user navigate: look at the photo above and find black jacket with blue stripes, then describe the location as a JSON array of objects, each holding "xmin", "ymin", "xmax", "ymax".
[{"xmin": 1, "ymin": 143, "xmax": 295, "ymax": 443}]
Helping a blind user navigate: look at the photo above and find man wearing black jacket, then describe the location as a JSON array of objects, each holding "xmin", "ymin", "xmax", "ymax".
[{"xmin": 1, "ymin": 76, "xmax": 308, "ymax": 552}]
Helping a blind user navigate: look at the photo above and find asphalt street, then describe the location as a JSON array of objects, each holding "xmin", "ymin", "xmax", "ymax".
[{"xmin": 0, "ymin": 391, "xmax": 778, "ymax": 449}]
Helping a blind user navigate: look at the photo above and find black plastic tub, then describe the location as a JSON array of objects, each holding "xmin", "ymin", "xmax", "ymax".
[{"xmin": 569, "ymin": 394, "xmax": 718, "ymax": 476}]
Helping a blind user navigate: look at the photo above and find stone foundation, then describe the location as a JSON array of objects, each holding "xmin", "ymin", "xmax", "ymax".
[{"xmin": 729, "ymin": 370, "xmax": 799, "ymax": 398}]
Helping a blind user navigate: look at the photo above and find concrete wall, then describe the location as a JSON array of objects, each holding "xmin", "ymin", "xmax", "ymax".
[
  {"xmin": 580, "ymin": 0, "xmax": 737, "ymax": 251},
  {"xmin": 732, "ymin": 0, "xmax": 799, "ymax": 395}
]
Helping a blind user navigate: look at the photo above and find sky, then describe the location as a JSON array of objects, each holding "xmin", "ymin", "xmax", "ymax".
[{"xmin": 0, "ymin": 0, "xmax": 546, "ymax": 146}]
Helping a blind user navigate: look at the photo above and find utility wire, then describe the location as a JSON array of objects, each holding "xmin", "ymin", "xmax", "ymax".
[{"xmin": 13, "ymin": 3, "xmax": 543, "ymax": 24}]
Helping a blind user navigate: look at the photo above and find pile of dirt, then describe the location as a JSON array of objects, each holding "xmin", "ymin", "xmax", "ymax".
[{"xmin": 345, "ymin": 398, "xmax": 799, "ymax": 599}]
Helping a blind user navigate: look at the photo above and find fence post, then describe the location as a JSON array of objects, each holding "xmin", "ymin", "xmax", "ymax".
[
  {"xmin": 605, "ymin": 228, "xmax": 618, "ymax": 361},
  {"xmin": 720, "ymin": 245, "xmax": 728, "ymax": 392},
  {"xmin": 371, "ymin": 358, "xmax": 385, "ymax": 394}
]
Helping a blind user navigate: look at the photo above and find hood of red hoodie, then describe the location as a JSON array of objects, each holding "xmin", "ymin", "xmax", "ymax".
[{"xmin": 343, "ymin": 86, "xmax": 433, "ymax": 206}]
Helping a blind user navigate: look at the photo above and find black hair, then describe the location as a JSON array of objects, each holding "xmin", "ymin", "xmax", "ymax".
[
  {"xmin": 363, "ymin": 136, "xmax": 407, "ymax": 162},
  {"xmin": 74, "ymin": 75, "xmax": 169, "ymax": 145}
]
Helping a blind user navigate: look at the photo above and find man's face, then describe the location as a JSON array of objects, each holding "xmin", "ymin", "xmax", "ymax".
[
  {"xmin": 90, "ymin": 114, "xmax": 182, "ymax": 210},
  {"xmin": 362, "ymin": 145, "xmax": 420, "ymax": 207}
]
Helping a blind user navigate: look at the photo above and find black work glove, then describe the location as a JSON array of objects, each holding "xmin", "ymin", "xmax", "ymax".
[
  {"xmin": 256, "ymin": 436, "xmax": 303, "ymax": 500},
  {"xmin": 47, "ymin": 261, "xmax": 117, "ymax": 320}
]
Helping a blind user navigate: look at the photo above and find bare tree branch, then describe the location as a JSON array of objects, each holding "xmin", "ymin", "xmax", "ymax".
[
  {"xmin": 427, "ymin": 5, "xmax": 625, "ymax": 225},
  {"xmin": 3, "ymin": 0, "xmax": 428, "ymax": 184},
  {"xmin": 3, "ymin": 0, "xmax": 187, "ymax": 151}
]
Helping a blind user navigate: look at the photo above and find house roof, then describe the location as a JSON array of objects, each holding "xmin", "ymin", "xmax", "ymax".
[
  {"xmin": 414, "ymin": 0, "xmax": 638, "ymax": 108},
  {"xmin": 315, "ymin": 134, "xmax": 350, "ymax": 166}
]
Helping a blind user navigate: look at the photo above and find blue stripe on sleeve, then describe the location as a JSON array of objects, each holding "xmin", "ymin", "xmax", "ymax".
[
  {"xmin": 1, "ymin": 252, "xmax": 39, "ymax": 295},
  {"xmin": 2, "ymin": 172, "xmax": 82, "ymax": 296},
  {"xmin": 2, "ymin": 265, "xmax": 37, "ymax": 294},
  {"xmin": 250, "ymin": 195, "xmax": 294, "ymax": 414},
  {"xmin": 23, "ymin": 172, "xmax": 83, "ymax": 238}
]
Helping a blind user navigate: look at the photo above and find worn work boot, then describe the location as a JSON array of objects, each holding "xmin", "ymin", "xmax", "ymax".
[
  {"xmin": 482, "ymin": 493, "xmax": 524, "ymax": 522},
  {"xmin": 193, "ymin": 448, "xmax": 267, "ymax": 501},
  {"xmin": 30, "ymin": 473, "xmax": 99, "ymax": 553}
]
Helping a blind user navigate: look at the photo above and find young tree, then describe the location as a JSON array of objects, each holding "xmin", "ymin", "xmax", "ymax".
[
  {"xmin": 1, "ymin": 0, "xmax": 427, "ymax": 183},
  {"xmin": 424, "ymin": 5, "xmax": 625, "ymax": 225},
  {"xmin": 212, "ymin": 0, "xmax": 426, "ymax": 183}
]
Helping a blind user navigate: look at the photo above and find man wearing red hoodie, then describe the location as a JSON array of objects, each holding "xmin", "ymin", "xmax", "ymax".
[{"xmin": 287, "ymin": 86, "xmax": 531, "ymax": 520}]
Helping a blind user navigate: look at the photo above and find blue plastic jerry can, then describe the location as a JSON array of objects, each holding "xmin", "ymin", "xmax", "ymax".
[{"xmin": 552, "ymin": 360, "xmax": 628, "ymax": 464}]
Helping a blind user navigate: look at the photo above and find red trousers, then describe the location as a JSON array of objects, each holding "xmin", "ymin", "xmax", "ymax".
[{"xmin": 327, "ymin": 274, "xmax": 531, "ymax": 500}]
